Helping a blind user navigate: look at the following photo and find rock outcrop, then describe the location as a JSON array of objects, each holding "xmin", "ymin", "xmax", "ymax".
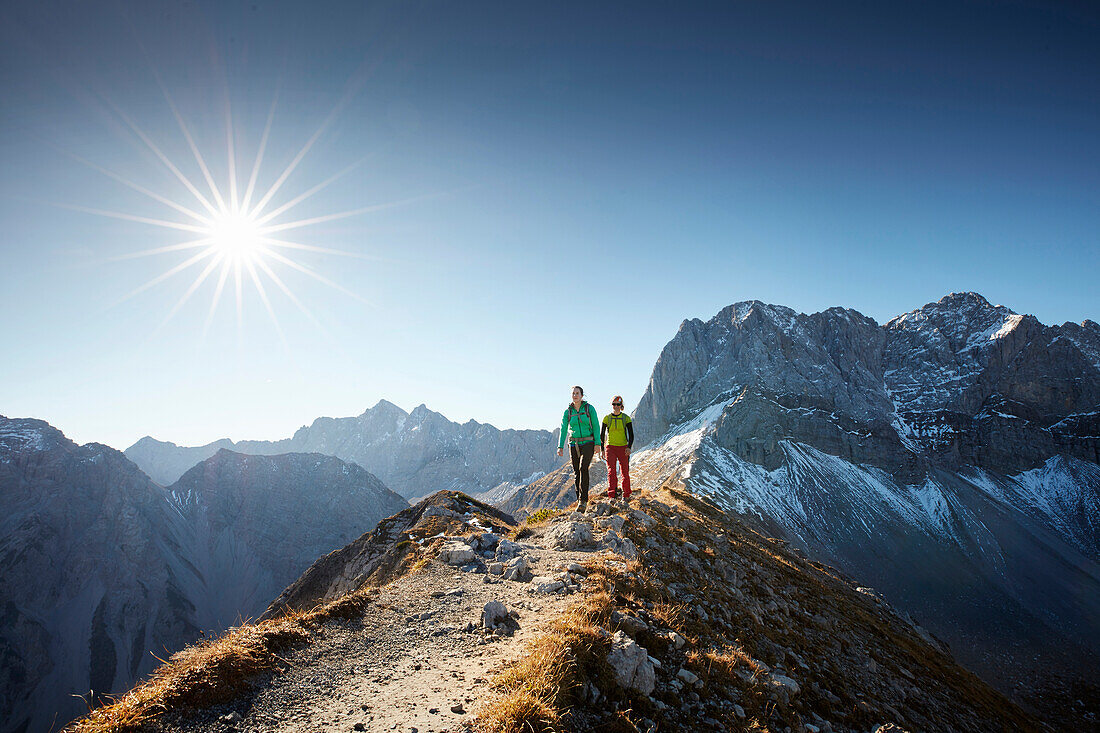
[
  {"xmin": 634, "ymin": 292, "xmax": 1099, "ymax": 475},
  {"xmin": 72, "ymin": 488, "xmax": 1052, "ymax": 733}
]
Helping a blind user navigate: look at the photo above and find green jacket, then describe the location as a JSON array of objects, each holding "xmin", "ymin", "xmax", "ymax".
[{"xmin": 559, "ymin": 401, "xmax": 601, "ymax": 449}]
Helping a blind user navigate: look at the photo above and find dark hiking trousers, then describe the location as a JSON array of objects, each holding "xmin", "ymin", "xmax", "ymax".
[{"xmin": 570, "ymin": 441, "xmax": 596, "ymax": 504}]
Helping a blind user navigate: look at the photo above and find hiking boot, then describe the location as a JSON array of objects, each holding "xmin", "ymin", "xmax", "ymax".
[{"xmin": 577, "ymin": 500, "xmax": 588, "ymax": 514}]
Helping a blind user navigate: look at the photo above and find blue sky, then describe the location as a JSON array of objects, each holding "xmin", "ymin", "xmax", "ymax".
[{"xmin": 1, "ymin": 0, "xmax": 1097, "ymax": 450}]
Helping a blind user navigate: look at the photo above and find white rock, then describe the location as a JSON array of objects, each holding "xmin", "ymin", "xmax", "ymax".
[
  {"xmin": 601, "ymin": 529, "xmax": 639, "ymax": 559},
  {"xmin": 770, "ymin": 673, "xmax": 801, "ymax": 698},
  {"xmin": 503, "ymin": 555, "xmax": 530, "ymax": 581},
  {"xmin": 488, "ymin": 562, "xmax": 504, "ymax": 576},
  {"xmin": 676, "ymin": 668, "xmax": 700, "ymax": 685},
  {"xmin": 476, "ymin": 532, "xmax": 501, "ymax": 551},
  {"xmin": 545, "ymin": 521, "xmax": 595, "ymax": 550},
  {"xmin": 597, "ymin": 515, "xmax": 625, "ymax": 532},
  {"xmin": 669, "ymin": 631, "xmax": 686, "ymax": 649},
  {"xmin": 482, "ymin": 600, "xmax": 510, "ymax": 630},
  {"xmin": 438, "ymin": 542, "xmax": 476, "ymax": 565},
  {"xmin": 495, "ymin": 539, "xmax": 523, "ymax": 561},
  {"xmin": 606, "ymin": 630, "xmax": 655, "ymax": 695},
  {"xmin": 530, "ymin": 575, "xmax": 565, "ymax": 594}
]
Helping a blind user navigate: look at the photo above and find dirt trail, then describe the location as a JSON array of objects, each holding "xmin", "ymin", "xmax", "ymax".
[{"xmin": 153, "ymin": 507, "xmax": 619, "ymax": 733}]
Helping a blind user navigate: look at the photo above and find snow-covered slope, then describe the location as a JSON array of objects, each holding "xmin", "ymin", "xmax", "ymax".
[{"xmin": 630, "ymin": 292, "xmax": 1100, "ymax": 707}]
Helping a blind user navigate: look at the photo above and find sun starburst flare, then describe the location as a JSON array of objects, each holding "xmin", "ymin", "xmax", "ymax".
[{"xmin": 65, "ymin": 83, "xmax": 404, "ymax": 341}]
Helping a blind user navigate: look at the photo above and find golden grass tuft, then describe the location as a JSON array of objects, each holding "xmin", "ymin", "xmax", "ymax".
[
  {"xmin": 69, "ymin": 614, "xmax": 311, "ymax": 732},
  {"xmin": 687, "ymin": 644, "xmax": 769, "ymax": 684},
  {"xmin": 68, "ymin": 587, "xmax": 382, "ymax": 733},
  {"xmin": 477, "ymin": 591, "xmax": 615, "ymax": 733}
]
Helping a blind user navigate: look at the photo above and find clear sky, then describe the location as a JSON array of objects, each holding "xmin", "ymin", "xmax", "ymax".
[{"xmin": 1, "ymin": 1, "xmax": 1097, "ymax": 450}]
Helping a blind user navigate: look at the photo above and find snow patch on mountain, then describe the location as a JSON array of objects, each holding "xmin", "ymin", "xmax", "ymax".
[{"xmin": 963, "ymin": 456, "xmax": 1100, "ymax": 554}]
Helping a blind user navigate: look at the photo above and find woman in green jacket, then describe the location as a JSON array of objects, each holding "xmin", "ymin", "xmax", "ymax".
[{"xmin": 557, "ymin": 385, "xmax": 602, "ymax": 513}]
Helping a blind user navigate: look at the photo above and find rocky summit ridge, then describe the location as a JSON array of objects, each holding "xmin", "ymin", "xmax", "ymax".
[
  {"xmin": 634, "ymin": 291, "xmax": 1099, "ymax": 475},
  {"xmin": 71, "ymin": 488, "xmax": 1043, "ymax": 733},
  {"xmin": 624, "ymin": 292, "xmax": 1100, "ymax": 726}
]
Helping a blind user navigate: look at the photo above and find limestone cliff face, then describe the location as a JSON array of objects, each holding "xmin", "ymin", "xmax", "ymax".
[
  {"xmin": 0, "ymin": 417, "xmax": 198, "ymax": 733},
  {"xmin": 127, "ymin": 401, "xmax": 561, "ymax": 500},
  {"xmin": 634, "ymin": 292, "xmax": 1100, "ymax": 475},
  {"xmin": 625, "ymin": 293, "xmax": 1100, "ymax": 712}
]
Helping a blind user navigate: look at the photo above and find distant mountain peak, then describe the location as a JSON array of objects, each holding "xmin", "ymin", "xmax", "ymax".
[{"xmin": 361, "ymin": 399, "xmax": 408, "ymax": 418}]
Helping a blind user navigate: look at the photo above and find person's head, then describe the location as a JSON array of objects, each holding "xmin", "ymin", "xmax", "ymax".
[
  {"xmin": 611, "ymin": 395, "xmax": 624, "ymax": 414},
  {"xmin": 571, "ymin": 385, "xmax": 584, "ymax": 404}
]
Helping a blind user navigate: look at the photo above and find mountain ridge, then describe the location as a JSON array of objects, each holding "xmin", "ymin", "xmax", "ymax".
[
  {"xmin": 0, "ymin": 416, "xmax": 408, "ymax": 733},
  {"xmin": 125, "ymin": 399, "xmax": 561, "ymax": 499},
  {"xmin": 624, "ymin": 291, "xmax": 1100, "ymax": 723}
]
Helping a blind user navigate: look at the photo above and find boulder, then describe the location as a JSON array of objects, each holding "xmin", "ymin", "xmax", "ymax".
[
  {"xmin": 438, "ymin": 542, "xmax": 476, "ymax": 565},
  {"xmin": 476, "ymin": 532, "xmax": 500, "ymax": 551},
  {"xmin": 545, "ymin": 521, "xmax": 595, "ymax": 550},
  {"xmin": 481, "ymin": 600, "xmax": 517, "ymax": 631},
  {"xmin": 767, "ymin": 673, "xmax": 801, "ymax": 704},
  {"xmin": 597, "ymin": 515, "xmax": 625, "ymax": 533},
  {"xmin": 606, "ymin": 630, "xmax": 655, "ymax": 695},
  {"xmin": 677, "ymin": 668, "xmax": 700, "ymax": 686},
  {"xmin": 601, "ymin": 529, "xmax": 638, "ymax": 559},
  {"xmin": 503, "ymin": 555, "xmax": 531, "ymax": 582},
  {"xmin": 495, "ymin": 539, "xmax": 523, "ymax": 562}
]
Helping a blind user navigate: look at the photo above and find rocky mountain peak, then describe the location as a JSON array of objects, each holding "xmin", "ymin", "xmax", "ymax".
[
  {"xmin": 360, "ymin": 398, "xmax": 408, "ymax": 419},
  {"xmin": 886, "ymin": 291, "xmax": 1023, "ymax": 354},
  {"xmin": 0, "ymin": 415, "xmax": 74, "ymax": 454}
]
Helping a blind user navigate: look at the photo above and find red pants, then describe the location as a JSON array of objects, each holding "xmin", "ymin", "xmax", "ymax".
[{"xmin": 606, "ymin": 445, "xmax": 631, "ymax": 498}]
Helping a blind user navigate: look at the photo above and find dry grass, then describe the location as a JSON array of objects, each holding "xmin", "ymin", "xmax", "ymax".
[
  {"xmin": 67, "ymin": 587, "xmax": 380, "ymax": 733},
  {"xmin": 687, "ymin": 645, "xmax": 769, "ymax": 683},
  {"xmin": 477, "ymin": 591, "xmax": 615, "ymax": 733}
]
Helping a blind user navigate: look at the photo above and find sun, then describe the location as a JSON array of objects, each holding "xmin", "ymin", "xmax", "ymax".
[
  {"xmin": 63, "ymin": 81, "xmax": 404, "ymax": 339},
  {"xmin": 207, "ymin": 210, "xmax": 263, "ymax": 263}
]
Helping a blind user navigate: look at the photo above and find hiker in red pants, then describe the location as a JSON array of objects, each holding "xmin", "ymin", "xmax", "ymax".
[{"xmin": 601, "ymin": 395, "xmax": 634, "ymax": 501}]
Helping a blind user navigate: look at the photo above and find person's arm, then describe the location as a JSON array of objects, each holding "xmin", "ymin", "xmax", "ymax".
[
  {"xmin": 591, "ymin": 405, "xmax": 601, "ymax": 446},
  {"xmin": 626, "ymin": 418, "xmax": 634, "ymax": 450},
  {"xmin": 558, "ymin": 409, "xmax": 569, "ymax": 452},
  {"xmin": 601, "ymin": 417, "xmax": 609, "ymax": 447}
]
